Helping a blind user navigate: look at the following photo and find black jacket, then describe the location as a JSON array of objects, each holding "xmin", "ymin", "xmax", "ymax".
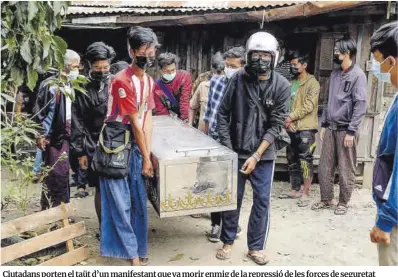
[
  {"xmin": 33, "ymin": 76, "xmax": 68, "ymax": 150},
  {"xmin": 217, "ymin": 67, "xmax": 290, "ymax": 160},
  {"xmin": 70, "ymin": 77, "xmax": 111, "ymax": 159}
]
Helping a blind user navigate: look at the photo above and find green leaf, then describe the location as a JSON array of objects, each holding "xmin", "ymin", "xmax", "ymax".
[
  {"xmin": 1, "ymin": 93, "xmax": 16, "ymax": 103},
  {"xmin": 54, "ymin": 49, "xmax": 64, "ymax": 70},
  {"xmin": 42, "ymin": 36, "xmax": 51, "ymax": 59},
  {"xmin": 10, "ymin": 67, "xmax": 24, "ymax": 87},
  {"xmin": 27, "ymin": 67, "xmax": 38, "ymax": 91},
  {"xmin": 52, "ymin": 36, "xmax": 67, "ymax": 53},
  {"xmin": 28, "ymin": 1, "xmax": 39, "ymax": 21},
  {"xmin": 52, "ymin": 1, "xmax": 62, "ymax": 15},
  {"xmin": 20, "ymin": 39, "xmax": 33, "ymax": 64}
]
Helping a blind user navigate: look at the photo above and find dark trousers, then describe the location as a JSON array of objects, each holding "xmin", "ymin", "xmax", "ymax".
[
  {"xmin": 221, "ymin": 159, "xmax": 274, "ymax": 251},
  {"xmin": 286, "ymin": 130, "xmax": 316, "ymax": 191},
  {"xmin": 318, "ymin": 129, "xmax": 358, "ymax": 205},
  {"xmin": 41, "ymin": 140, "xmax": 70, "ymax": 210},
  {"xmin": 211, "ymin": 212, "xmax": 221, "ymax": 226}
]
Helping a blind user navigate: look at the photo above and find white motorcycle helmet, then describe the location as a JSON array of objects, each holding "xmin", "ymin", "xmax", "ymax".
[{"xmin": 246, "ymin": 32, "xmax": 279, "ymax": 69}]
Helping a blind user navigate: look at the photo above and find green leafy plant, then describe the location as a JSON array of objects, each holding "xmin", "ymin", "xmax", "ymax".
[{"xmin": 1, "ymin": 1, "xmax": 73, "ymax": 213}]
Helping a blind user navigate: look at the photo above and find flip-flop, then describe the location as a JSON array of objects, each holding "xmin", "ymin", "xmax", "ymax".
[
  {"xmin": 297, "ymin": 197, "xmax": 311, "ymax": 207},
  {"xmin": 216, "ymin": 248, "xmax": 231, "ymax": 260},
  {"xmin": 311, "ymin": 202, "xmax": 331, "ymax": 210},
  {"xmin": 334, "ymin": 205, "xmax": 348, "ymax": 215},
  {"xmin": 246, "ymin": 252, "xmax": 269, "ymax": 265}
]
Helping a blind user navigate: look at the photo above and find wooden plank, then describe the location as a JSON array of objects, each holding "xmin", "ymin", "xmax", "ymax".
[
  {"xmin": 38, "ymin": 247, "xmax": 88, "ymax": 266},
  {"xmin": 62, "ymin": 218, "xmax": 74, "ymax": 252},
  {"xmin": 1, "ymin": 203, "xmax": 73, "ymax": 240},
  {"xmin": 1, "ymin": 222, "xmax": 85, "ymax": 265}
]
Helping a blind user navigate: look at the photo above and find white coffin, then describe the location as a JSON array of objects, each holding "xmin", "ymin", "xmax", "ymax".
[{"xmin": 148, "ymin": 115, "xmax": 238, "ymax": 218}]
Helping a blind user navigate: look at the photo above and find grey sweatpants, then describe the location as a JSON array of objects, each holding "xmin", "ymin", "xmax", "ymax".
[{"xmin": 318, "ymin": 129, "xmax": 358, "ymax": 205}]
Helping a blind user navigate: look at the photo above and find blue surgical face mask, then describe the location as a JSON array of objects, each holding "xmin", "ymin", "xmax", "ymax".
[
  {"xmin": 371, "ymin": 57, "xmax": 392, "ymax": 83},
  {"xmin": 162, "ymin": 72, "xmax": 176, "ymax": 82}
]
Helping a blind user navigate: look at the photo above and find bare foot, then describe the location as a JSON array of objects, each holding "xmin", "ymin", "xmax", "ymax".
[{"xmin": 130, "ymin": 257, "xmax": 140, "ymax": 266}]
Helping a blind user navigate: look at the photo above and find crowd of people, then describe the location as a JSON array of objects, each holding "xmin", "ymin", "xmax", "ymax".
[{"xmin": 27, "ymin": 21, "xmax": 397, "ymax": 266}]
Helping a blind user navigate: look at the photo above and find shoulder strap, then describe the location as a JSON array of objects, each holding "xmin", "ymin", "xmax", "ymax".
[{"xmin": 156, "ymin": 80, "xmax": 178, "ymax": 106}]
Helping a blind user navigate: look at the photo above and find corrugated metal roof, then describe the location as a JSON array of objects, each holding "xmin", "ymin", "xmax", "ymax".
[{"xmin": 68, "ymin": 1, "xmax": 299, "ymax": 15}]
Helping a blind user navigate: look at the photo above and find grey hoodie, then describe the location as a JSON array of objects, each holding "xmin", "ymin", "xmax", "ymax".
[{"xmin": 321, "ymin": 63, "xmax": 367, "ymax": 136}]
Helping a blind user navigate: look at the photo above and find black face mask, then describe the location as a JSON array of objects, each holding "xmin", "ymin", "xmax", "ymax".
[
  {"xmin": 135, "ymin": 56, "xmax": 156, "ymax": 69},
  {"xmin": 249, "ymin": 59, "xmax": 271, "ymax": 76},
  {"xmin": 333, "ymin": 54, "xmax": 343, "ymax": 65},
  {"xmin": 90, "ymin": 71, "xmax": 110, "ymax": 81},
  {"xmin": 290, "ymin": 66, "xmax": 300, "ymax": 77}
]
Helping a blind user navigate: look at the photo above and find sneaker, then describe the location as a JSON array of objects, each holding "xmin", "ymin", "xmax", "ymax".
[
  {"xmin": 74, "ymin": 190, "xmax": 89, "ymax": 198},
  {"xmin": 236, "ymin": 225, "xmax": 243, "ymax": 237},
  {"xmin": 208, "ymin": 224, "xmax": 221, "ymax": 243}
]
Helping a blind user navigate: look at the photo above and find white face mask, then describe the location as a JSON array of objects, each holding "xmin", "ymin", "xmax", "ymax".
[
  {"xmin": 224, "ymin": 67, "xmax": 239, "ymax": 79},
  {"xmin": 162, "ymin": 72, "xmax": 176, "ymax": 82},
  {"xmin": 67, "ymin": 69, "xmax": 79, "ymax": 81},
  {"xmin": 371, "ymin": 57, "xmax": 393, "ymax": 84}
]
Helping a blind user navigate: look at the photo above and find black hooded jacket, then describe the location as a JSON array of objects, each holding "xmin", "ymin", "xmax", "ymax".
[
  {"xmin": 70, "ymin": 76, "xmax": 112, "ymax": 159},
  {"xmin": 216, "ymin": 67, "xmax": 290, "ymax": 160}
]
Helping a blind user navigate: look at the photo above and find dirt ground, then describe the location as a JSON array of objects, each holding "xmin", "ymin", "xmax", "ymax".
[{"xmin": 1, "ymin": 173, "xmax": 379, "ymax": 266}]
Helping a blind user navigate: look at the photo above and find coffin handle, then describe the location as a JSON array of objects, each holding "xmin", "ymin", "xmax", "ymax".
[{"xmin": 176, "ymin": 146, "xmax": 221, "ymax": 157}]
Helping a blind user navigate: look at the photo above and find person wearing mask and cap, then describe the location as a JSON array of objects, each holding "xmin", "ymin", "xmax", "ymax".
[
  {"xmin": 280, "ymin": 51, "xmax": 320, "ymax": 207},
  {"xmin": 188, "ymin": 51, "xmax": 224, "ymax": 132},
  {"xmin": 153, "ymin": 52, "xmax": 192, "ymax": 121},
  {"xmin": 216, "ymin": 32, "xmax": 290, "ymax": 265},
  {"xmin": 368, "ymin": 21, "xmax": 397, "ymax": 266},
  {"xmin": 34, "ymin": 49, "xmax": 80, "ymax": 211},
  {"xmin": 97, "ymin": 26, "xmax": 158, "ymax": 266},
  {"xmin": 312, "ymin": 35, "xmax": 367, "ymax": 215},
  {"xmin": 70, "ymin": 42, "xmax": 116, "ymax": 230}
]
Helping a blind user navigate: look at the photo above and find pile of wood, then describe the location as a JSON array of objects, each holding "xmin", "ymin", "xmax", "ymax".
[{"xmin": 1, "ymin": 203, "xmax": 88, "ymax": 266}]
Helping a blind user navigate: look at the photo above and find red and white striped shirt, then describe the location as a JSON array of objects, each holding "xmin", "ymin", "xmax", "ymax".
[{"xmin": 106, "ymin": 66, "xmax": 155, "ymax": 127}]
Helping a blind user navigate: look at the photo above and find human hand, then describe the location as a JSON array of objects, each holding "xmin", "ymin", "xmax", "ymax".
[
  {"xmin": 240, "ymin": 157, "xmax": 257, "ymax": 175},
  {"xmin": 370, "ymin": 226, "xmax": 391, "ymax": 244},
  {"xmin": 344, "ymin": 134, "xmax": 355, "ymax": 148},
  {"xmin": 142, "ymin": 158, "xmax": 154, "ymax": 177},
  {"xmin": 79, "ymin": 156, "xmax": 88, "ymax": 170},
  {"xmin": 36, "ymin": 136, "xmax": 48, "ymax": 150}
]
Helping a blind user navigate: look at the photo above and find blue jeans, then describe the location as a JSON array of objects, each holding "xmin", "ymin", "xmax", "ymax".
[
  {"xmin": 33, "ymin": 148, "xmax": 43, "ymax": 174},
  {"xmin": 100, "ymin": 144, "xmax": 148, "ymax": 259},
  {"xmin": 221, "ymin": 159, "xmax": 275, "ymax": 251}
]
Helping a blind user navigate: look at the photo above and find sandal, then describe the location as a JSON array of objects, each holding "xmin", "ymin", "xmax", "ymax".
[
  {"xmin": 334, "ymin": 205, "xmax": 348, "ymax": 215},
  {"xmin": 247, "ymin": 252, "xmax": 269, "ymax": 265},
  {"xmin": 216, "ymin": 248, "xmax": 231, "ymax": 260},
  {"xmin": 311, "ymin": 201, "xmax": 332, "ymax": 211},
  {"xmin": 140, "ymin": 257, "xmax": 150, "ymax": 266},
  {"xmin": 297, "ymin": 196, "xmax": 311, "ymax": 207}
]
